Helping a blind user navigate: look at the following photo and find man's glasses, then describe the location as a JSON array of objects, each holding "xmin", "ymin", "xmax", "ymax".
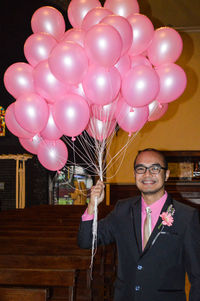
[{"xmin": 134, "ymin": 164, "xmax": 168, "ymax": 174}]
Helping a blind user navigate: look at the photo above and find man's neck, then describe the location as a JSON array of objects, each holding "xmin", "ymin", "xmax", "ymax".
[{"xmin": 142, "ymin": 190, "xmax": 165, "ymax": 206}]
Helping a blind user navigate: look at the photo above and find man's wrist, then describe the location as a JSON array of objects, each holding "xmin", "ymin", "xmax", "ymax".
[
  {"xmin": 87, "ymin": 203, "xmax": 95, "ymax": 215},
  {"xmin": 82, "ymin": 208, "xmax": 94, "ymax": 221}
]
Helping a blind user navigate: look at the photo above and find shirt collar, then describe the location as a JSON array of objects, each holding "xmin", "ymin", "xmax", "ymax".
[{"xmin": 141, "ymin": 191, "xmax": 168, "ymax": 214}]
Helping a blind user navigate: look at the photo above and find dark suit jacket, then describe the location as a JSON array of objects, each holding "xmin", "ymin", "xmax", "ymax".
[{"xmin": 78, "ymin": 194, "xmax": 200, "ymax": 301}]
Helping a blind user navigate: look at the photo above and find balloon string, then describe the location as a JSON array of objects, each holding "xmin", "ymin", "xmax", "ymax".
[
  {"xmin": 90, "ymin": 195, "xmax": 98, "ymax": 279},
  {"xmin": 90, "ymin": 152, "xmax": 103, "ymax": 279}
]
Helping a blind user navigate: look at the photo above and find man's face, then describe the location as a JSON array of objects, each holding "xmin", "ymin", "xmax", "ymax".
[{"xmin": 134, "ymin": 151, "xmax": 170, "ymax": 196}]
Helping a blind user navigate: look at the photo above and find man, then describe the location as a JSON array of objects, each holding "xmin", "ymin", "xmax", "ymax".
[{"xmin": 78, "ymin": 148, "xmax": 200, "ymax": 301}]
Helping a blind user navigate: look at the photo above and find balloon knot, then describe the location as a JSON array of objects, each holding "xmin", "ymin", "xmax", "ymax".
[
  {"xmin": 158, "ymin": 103, "xmax": 163, "ymax": 109},
  {"xmin": 71, "ymin": 137, "xmax": 76, "ymax": 141},
  {"xmin": 130, "ymin": 108, "xmax": 134, "ymax": 112},
  {"xmin": 128, "ymin": 132, "xmax": 132, "ymax": 137}
]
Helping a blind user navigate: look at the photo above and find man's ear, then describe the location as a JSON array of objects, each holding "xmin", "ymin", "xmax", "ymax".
[{"xmin": 165, "ymin": 169, "xmax": 170, "ymax": 181}]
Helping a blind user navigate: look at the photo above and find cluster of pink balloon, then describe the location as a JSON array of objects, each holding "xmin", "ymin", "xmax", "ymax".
[{"xmin": 4, "ymin": 0, "xmax": 187, "ymax": 171}]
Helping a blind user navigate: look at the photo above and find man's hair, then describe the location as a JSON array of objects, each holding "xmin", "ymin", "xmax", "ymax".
[{"xmin": 134, "ymin": 148, "xmax": 168, "ymax": 169}]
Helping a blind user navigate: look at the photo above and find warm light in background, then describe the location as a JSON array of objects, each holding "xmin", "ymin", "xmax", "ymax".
[{"xmin": 0, "ymin": 106, "xmax": 5, "ymax": 136}]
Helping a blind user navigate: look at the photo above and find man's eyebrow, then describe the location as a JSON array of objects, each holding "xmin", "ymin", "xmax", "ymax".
[{"xmin": 135, "ymin": 163, "xmax": 162, "ymax": 167}]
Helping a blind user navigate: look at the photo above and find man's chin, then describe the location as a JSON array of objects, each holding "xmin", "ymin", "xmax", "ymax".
[
  {"xmin": 140, "ymin": 186, "xmax": 164, "ymax": 195},
  {"xmin": 137, "ymin": 182, "xmax": 165, "ymax": 196},
  {"xmin": 141, "ymin": 190, "xmax": 157, "ymax": 195}
]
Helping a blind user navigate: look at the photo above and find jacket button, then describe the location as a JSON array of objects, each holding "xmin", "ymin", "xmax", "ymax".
[
  {"xmin": 137, "ymin": 265, "xmax": 143, "ymax": 270},
  {"xmin": 135, "ymin": 285, "xmax": 141, "ymax": 291}
]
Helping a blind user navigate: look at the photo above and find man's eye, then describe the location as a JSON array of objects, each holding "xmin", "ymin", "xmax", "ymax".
[
  {"xmin": 137, "ymin": 167, "xmax": 145, "ymax": 172},
  {"xmin": 151, "ymin": 166, "xmax": 159, "ymax": 171}
]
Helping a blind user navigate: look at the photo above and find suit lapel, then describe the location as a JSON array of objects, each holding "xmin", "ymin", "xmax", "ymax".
[
  {"xmin": 142, "ymin": 194, "xmax": 174, "ymax": 255},
  {"xmin": 131, "ymin": 198, "xmax": 143, "ymax": 254}
]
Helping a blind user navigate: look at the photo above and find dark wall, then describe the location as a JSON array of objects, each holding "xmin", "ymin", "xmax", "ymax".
[
  {"xmin": 0, "ymin": 159, "xmax": 16, "ymax": 210},
  {"xmin": 0, "ymin": 155, "xmax": 53, "ymax": 210}
]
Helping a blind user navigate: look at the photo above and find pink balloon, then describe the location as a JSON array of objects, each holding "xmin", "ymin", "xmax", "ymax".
[
  {"xmin": 68, "ymin": 83, "xmax": 86, "ymax": 98},
  {"xmin": 115, "ymin": 54, "xmax": 131, "ymax": 77},
  {"xmin": 82, "ymin": 65, "xmax": 121, "ymax": 105},
  {"xmin": 37, "ymin": 139, "xmax": 68, "ymax": 171},
  {"xmin": 122, "ymin": 65, "xmax": 159, "ymax": 107},
  {"xmin": 130, "ymin": 55, "xmax": 152, "ymax": 69},
  {"xmin": 61, "ymin": 28, "xmax": 85, "ymax": 47},
  {"xmin": 5, "ymin": 103, "xmax": 34, "ymax": 138},
  {"xmin": 14, "ymin": 93, "xmax": 49, "ymax": 134},
  {"xmin": 128, "ymin": 13, "xmax": 154, "ymax": 56},
  {"xmin": 101, "ymin": 15, "xmax": 132, "ymax": 56},
  {"xmin": 148, "ymin": 100, "xmax": 168, "ymax": 121},
  {"xmin": 91, "ymin": 98, "xmax": 118, "ymax": 121},
  {"xmin": 52, "ymin": 93, "xmax": 90, "ymax": 137},
  {"xmin": 33, "ymin": 60, "xmax": 69, "ymax": 104},
  {"xmin": 40, "ymin": 105, "xmax": 63, "ymax": 140},
  {"xmin": 19, "ymin": 134, "xmax": 43, "ymax": 154},
  {"xmin": 68, "ymin": 0, "xmax": 101, "ymax": 28},
  {"xmin": 84, "ymin": 23, "xmax": 122, "ymax": 67},
  {"xmin": 4, "ymin": 63, "xmax": 35, "ymax": 99},
  {"xmin": 48, "ymin": 41, "xmax": 88, "ymax": 85},
  {"xmin": 82, "ymin": 7, "xmax": 112, "ymax": 31},
  {"xmin": 31, "ymin": 6, "xmax": 66, "ymax": 40},
  {"xmin": 147, "ymin": 27, "xmax": 183, "ymax": 66},
  {"xmin": 24, "ymin": 32, "xmax": 57, "ymax": 67},
  {"xmin": 104, "ymin": 0, "xmax": 139, "ymax": 18},
  {"xmin": 68, "ymin": 83, "xmax": 92, "ymax": 106},
  {"xmin": 86, "ymin": 117, "xmax": 116, "ymax": 141},
  {"xmin": 115, "ymin": 97, "xmax": 149, "ymax": 134},
  {"xmin": 155, "ymin": 63, "xmax": 187, "ymax": 103}
]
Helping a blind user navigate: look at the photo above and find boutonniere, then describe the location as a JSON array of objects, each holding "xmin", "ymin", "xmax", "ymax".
[
  {"xmin": 152, "ymin": 205, "xmax": 175, "ymax": 246},
  {"xmin": 158, "ymin": 205, "xmax": 175, "ymax": 230}
]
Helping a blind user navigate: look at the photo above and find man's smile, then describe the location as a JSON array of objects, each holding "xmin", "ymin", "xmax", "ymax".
[{"xmin": 141, "ymin": 179, "xmax": 157, "ymax": 184}]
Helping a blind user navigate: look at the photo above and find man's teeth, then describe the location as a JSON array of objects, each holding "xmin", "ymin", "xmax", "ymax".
[{"xmin": 142, "ymin": 180, "xmax": 155, "ymax": 183}]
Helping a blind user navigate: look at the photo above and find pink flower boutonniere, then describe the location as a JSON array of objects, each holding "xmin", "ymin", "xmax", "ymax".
[
  {"xmin": 158, "ymin": 205, "xmax": 175, "ymax": 230},
  {"xmin": 152, "ymin": 205, "xmax": 175, "ymax": 247}
]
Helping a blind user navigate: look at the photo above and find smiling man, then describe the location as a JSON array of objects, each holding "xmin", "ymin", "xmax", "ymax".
[
  {"xmin": 78, "ymin": 148, "xmax": 200, "ymax": 301},
  {"xmin": 134, "ymin": 149, "xmax": 170, "ymax": 203}
]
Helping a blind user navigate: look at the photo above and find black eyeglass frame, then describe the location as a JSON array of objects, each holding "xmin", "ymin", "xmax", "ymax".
[{"xmin": 134, "ymin": 164, "xmax": 168, "ymax": 174}]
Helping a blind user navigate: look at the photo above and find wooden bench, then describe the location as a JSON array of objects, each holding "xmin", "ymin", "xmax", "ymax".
[
  {"xmin": 0, "ymin": 254, "xmax": 92, "ymax": 291},
  {"xmin": 0, "ymin": 269, "xmax": 76, "ymax": 301},
  {"xmin": 0, "ymin": 287, "xmax": 47, "ymax": 301},
  {"xmin": 0, "ymin": 204, "xmax": 115, "ymax": 301}
]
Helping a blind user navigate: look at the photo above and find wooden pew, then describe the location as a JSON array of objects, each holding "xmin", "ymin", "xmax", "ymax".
[
  {"xmin": 0, "ymin": 255, "xmax": 90, "ymax": 270},
  {"xmin": 0, "ymin": 287, "xmax": 47, "ymax": 301},
  {"xmin": 0, "ymin": 254, "xmax": 91, "ymax": 300},
  {"xmin": 0, "ymin": 269, "xmax": 76, "ymax": 301},
  {"xmin": 0, "ymin": 204, "xmax": 115, "ymax": 301},
  {"xmin": 0, "ymin": 206, "xmax": 88, "ymax": 301}
]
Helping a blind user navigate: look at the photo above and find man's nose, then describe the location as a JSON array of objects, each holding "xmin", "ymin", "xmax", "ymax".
[{"xmin": 144, "ymin": 168, "xmax": 152, "ymax": 175}]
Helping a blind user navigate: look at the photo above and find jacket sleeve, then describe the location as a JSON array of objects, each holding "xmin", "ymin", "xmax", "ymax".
[
  {"xmin": 78, "ymin": 204, "xmax": 118, "ymax": 249},
  {"xmin": 78, "ymin": 219, "xmax": 93, "ymax": 249},
  {"xmin": 183, "ymin": 209, "xmax": 200, "ymax": 301}
]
